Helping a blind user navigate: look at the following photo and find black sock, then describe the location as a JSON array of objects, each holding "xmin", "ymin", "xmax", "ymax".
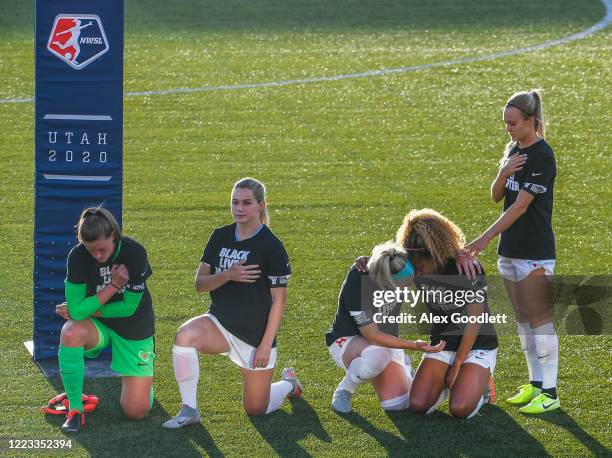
[
  {"xmin": 530, "ymin": 380, "xmax": 543, "ymax": 389},
  {"xmin": 541, "ymin": 387, "xmax": 557, "ymax": 399}
]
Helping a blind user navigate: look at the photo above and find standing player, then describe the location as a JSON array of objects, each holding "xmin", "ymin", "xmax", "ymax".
[
  {"xmin": 163, "ymin": 177, "xmax": 297, "ymax": 428},
  {"xmin": 398, "ymin": 209, "xmax": 499, "ymax": 419},
  {"xmin": 464, "ymin": 90, "xmax": 558, "ymax": 413},
  {"xmin": 326, "ymin": 241, "xmax": 445, "ymax": 414},
  {"xmin": 55, "ymin": 207, "xmax": 155, "ymax": 432}
]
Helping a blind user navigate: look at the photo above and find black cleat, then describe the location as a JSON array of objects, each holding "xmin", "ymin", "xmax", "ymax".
[{"xmin": 61, "ymin": 409, "xmax": 84, "ymax": 433}]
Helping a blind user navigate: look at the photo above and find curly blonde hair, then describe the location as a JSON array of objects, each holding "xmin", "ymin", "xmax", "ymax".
[{"xmin": 395, "ymin": 208, "xmax": 464, "ymax": 273}]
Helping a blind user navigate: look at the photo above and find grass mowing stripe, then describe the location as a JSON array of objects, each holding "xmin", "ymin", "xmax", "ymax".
[{"xmin": 1, "ymin": 0, "xmax": 610, "ymax": 104}]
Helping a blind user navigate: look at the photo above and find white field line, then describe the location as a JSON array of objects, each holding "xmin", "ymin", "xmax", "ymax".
[{"xmin": 1, "ymin": 0, "xmax": 610, "ymax": 105}]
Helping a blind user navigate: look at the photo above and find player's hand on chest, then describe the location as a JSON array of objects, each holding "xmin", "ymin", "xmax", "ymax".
[
  {"xmin": 215, "ymin": 246, "xmax": 269, "ymax": 286},
  {"xmin": 505, "ymin": 154, "xmax": 534, "ymax": 192}
]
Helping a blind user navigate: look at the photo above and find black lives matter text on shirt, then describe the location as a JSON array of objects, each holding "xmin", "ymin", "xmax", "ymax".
[
  {"xmin": 413, "ymin": 260, "xmax": 498, "ymax": 352},
  {"xmin": 325, "ymin": 267, "xmax": 402, "ymax": 347},
  {"xmin": 66, "ymin": 236, "xmax": 155, "ymax": 340},
  {"xmin": 200, "ymin": 224, "xmax": 291, "ymax": 348},
  {"xmin": 498, "ymin": 139, "xmax": 556, "ymax": 260}
]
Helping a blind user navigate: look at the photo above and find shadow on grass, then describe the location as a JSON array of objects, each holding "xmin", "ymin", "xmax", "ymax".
[
  {"xmin": 390, "ymin": 404, "xmax": 549, "ymax": 457},
  {"xmin": 537, "ymin": 409, "xmax": 608, "ymax": 456},
  {"xmin": 339, "ymin": 403, "xmax": 549, "ymax": 457},
  {"xmin": 336, "ymin": 410, "xmax": 406, "ymax": 450},
  {"xmin": 249, "ymin": 397, "xmax": 331, "ymax": 457},
  {"xmin": 44, "ymin": 377, "xmax": 222, "ymax": 457}
]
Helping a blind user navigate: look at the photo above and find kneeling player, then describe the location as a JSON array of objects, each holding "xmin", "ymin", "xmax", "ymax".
[
  {"xmin": 326, "ymin": 241, "xmax": 445, "ymax": 414},
  {"xmin": 163, "ymin": 178, "xmax": 298, "ymax": 428},
  {"xmin": 55, "ymin": 207, "xmax": 156, "ymax": 432},
  {"xmin": 398, "ymin": 209, "xmax": 498, "ymax": 419}
]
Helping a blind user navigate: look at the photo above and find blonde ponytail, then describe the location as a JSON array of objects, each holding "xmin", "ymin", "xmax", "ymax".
[{"xmin": 367, "ymin": 241, "xmax": 409, "ymax": 290}]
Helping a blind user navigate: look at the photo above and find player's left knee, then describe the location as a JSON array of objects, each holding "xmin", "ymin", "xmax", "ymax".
[
  {"xmin": 449, "ymin": 399, "xmax": 473, "ymax": 419},
  {"xmin": 408, "ymin": 396, "xmax": 430, "ymax": 415},
  {"xmin": 122, "ymin": 401, "xmax": 150, "ymax": 420},
  {"xmin": 243, "ymin": 397, "xmax": 268, "ymax": 416},
  {"xmin": 353, "ymin": 346, "xmax": 392, "ymax": 381},
  {"xmin": 244, "ymin": 404, "xmax": 267, "ymax": 416}
]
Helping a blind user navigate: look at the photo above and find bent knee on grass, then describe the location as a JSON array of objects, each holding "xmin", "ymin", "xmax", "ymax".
[
  {"xmin": 242, "ymin": 384, "xmax": 272, "ymax": 416},
  {"xmin": 449, "ymin": 398, "xmax": 477, "ymax": 419},
  {"xmin": 121, "ymin": 401, "xmax": 150, "ymax": 420},
  {"xmin": 243, "ymin": 401, "xmax": 268, "ymax": 416},
  {"xmin": 408, "ymin": 396, "xmax": 433, "ymax": 415}
]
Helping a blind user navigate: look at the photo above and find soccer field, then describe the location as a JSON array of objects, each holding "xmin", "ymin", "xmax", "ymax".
[{"xmin": 0, "ymin": 0, "xmax": 610, "ymax": 456}]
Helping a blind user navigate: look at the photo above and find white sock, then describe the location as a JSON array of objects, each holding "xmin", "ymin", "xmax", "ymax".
[
  {"xmin": 338, "ymin": 345, "xmax": 391, "ymax": 393},
  {"xmin": 404, "ymin": 355, "xmax": 414, "ymax": 384},
  {"xmin": 266, "ymin": 380, "xmax": 293, "ymax": 414},
  {"xmin": 337, "ymin": 346, "xmax": 392, "ymax": 394},
  {"xmin": 337, "ymin": 373, "xmax": 359, "ymax": 394},
  {"xmin": 349, "ymin": 346, "xmax": 392, "ymax": 383},
  {"xmin": 518, "ymin": 322, "xmax": 543, "ymax": 384},
  {"xmin": 172, "ymin": 345, "xmax": 199, "ymax": 409},
  {"xmin": 381, "ymin": 392, "xmax": 410, "ymax": 411},
  {"xmin": 466, "ymin": 395, "xmax": 484, "ymax": 419},
  {"xmin": 426, "ymin": 388, "xmax": 449, "ymax": 414},
  {"xmin": 532, "ymin": 322, "xmax": 559, "ymax": 390}
]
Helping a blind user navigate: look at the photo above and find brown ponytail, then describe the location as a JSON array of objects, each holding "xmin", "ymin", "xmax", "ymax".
[{"xmin": 77, "ymin": 207, "xmax": 121, "ymax": 243}]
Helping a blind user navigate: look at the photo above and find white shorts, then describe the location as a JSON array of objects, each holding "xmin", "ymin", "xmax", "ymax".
[
  {"xmin": 498, "ymin": 256, "xmax": 555, "ymax": 282},
  {"xmin": 205, "ymin": 313, "xmax": 277, "ymax": 370},
  {"xmin": 422, "ymin": 348, "xmax": 498, "ymax": 375},
  {"xmin": 328, "ymin": 335, "xmax": 407, "ymax": 371}
]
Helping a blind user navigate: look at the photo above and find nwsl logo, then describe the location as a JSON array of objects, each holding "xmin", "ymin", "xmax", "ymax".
[{"xmin": 47, "ymin": 15, "xmax": 109, "ymax": 70}]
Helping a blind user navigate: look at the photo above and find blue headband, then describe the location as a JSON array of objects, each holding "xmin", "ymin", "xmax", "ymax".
[{"xmin": 392, "ymin": 259, "xmax": 414, "ymax": 281}]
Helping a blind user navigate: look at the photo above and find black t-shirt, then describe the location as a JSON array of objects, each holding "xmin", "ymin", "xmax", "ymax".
[
  {"xmin": 66, "ymin": 236, "xmax": 155, "ymax": 340},
  {"xmin": 413, "ymin": 260, "xmax": 498, "ymax": 352},
  {"xmin": 200, "ymin": 223, "xmax": 291, "ymax": 348},
  {"xmin": 498, "ymin": 139, "xmax": 556, "ymax": 260},
  {"xmin": 325, "ymin": 268, "xmax": 402, "ymax": 347}
]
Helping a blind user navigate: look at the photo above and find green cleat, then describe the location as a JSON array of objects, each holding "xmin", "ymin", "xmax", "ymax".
[
  {"xmin": 506, "ymin": 384, "xmax": 541, "ymax": 405},
  {"xmin": 519, "ymin": 393, "xmax": 560, "ymax": 414}
]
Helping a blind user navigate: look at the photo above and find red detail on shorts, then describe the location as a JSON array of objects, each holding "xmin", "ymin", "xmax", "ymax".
[{"xmin": 336, "ymin": 337, "xmax": 347, "ymax": 348}]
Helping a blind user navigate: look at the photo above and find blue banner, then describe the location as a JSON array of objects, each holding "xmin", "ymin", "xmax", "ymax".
[{"xmin": 34, "ymin": 0, "xmax": 124, "ymax": 360}]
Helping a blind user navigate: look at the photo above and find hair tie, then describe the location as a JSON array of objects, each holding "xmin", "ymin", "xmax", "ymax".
[
  {"xmin": 392, "ymin": 259, "xmax": 415, "ymax": 281},
  {"xmin": 506, "ymin": 102, "xmax": 533, "ymax": 118}
]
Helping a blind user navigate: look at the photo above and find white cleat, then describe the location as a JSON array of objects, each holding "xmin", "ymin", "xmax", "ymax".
[
  {"xmin": 331, "ymin": 389, "xmax": 353, "ymax": 413},
  {"xmin": 162, "ymin": 404, "xmax": 201, "ymax": 429},
  {"xmin": 281, "ymin": 367, "xmax": 303, "ymax": 398}
]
